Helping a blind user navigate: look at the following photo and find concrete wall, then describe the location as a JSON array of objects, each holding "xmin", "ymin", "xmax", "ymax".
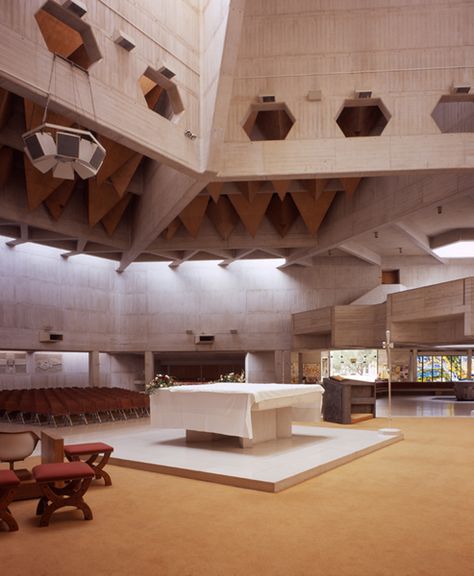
[
  {"xmin": 0, "ymin": 351, "xmax": 89, "ymax": 390},
  {"xmin": 0, "ymin": 239, "xmax": 387, "ymax": 354},
  {"xmin": 0, "ymin": 350, "xmax": 146, "ymax": 391},
  {"xmin": 2, "ymin": 238, "xmax": 474, "ymax": 386}
]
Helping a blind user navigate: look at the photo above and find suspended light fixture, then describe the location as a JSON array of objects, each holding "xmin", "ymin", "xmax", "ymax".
[
  {"xmin": 22, "ymin": 123, "xmax": 106, "ymax": 180},
  {"xmin": 22, "ymin": 52, "xmax": 105, "ymax": 180}
]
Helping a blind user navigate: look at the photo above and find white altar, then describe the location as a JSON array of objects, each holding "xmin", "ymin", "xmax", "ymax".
[{"xmin": 150, "ymin": 382, "xmax": 324, "ymax": 447}]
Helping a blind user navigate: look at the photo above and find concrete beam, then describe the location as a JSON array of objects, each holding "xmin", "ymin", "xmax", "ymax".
[
  {"xmin": 338, "ymin": 241, "xmax": 382, "ymax": 266},
  {"xmin": 394, "ymin": 221, "xmax": 446, "ymax": 263},
  {"xmin": 217, "ymin": 134, "xmax": 474, "ymax": 180},
  {"xmin": 0, "ymin": 179, "xmax": 129, "ymax": 250},
  {"xmin": 283, "ymin": 172, "xmax": 474, "ymax": 266},
  {"xmin": 201, "ymin": 0, "xmax": 246, "ymax": 173},
  {"xmin": 117, "ymin": 163, "xmax": 209, "ymax": 272}
]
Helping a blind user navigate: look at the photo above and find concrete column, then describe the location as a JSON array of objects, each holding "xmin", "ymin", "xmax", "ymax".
[
  {"xmin": 409, "ymin": 349, "xmax": 418, "ymax": 381},
  {"xmin": 26, "ymin": 351, "xmax": 35, "ymax": 389},
  {"xmin": 274, "ymin": 350, "xmax": 292, "ymax": 383},
  {"xmin": 245, "ymin": 352, "xmax": 276, "ymax": 383},
  {"xmin": 296, "ymin": 352, "xmax": 304, "ymax": 383},
  {"xmin": 89, "ymin": 350, "xmax": 100, "ymax": 387},
  {"xmin": 144, "ymin": 351, "xmax": 154, "ymax": 385}
]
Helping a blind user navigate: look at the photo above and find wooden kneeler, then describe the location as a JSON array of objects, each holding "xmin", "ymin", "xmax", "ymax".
[
  {"xmin": 32, "ymin": 462, "xmax": 95, "ymax": 527},
  {"xmin": 0, "ymin": 469, "xmax": 21, "ymax": 532},
  {"xmin": 64, "ymin": 442, "xmax": 114, "ymax": 486}
]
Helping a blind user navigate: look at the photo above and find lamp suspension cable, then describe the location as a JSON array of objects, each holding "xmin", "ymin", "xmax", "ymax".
[
  {"xmin": 42, "ymin": 53, "xmax": 57, "ymax": 125},
  {"xmin": 21, "ymin": 52, "xmax": 106, "ymax": 181},
  {"xmin": 87, "ymin": 69, "xmax": 98, "ymax": 123}
]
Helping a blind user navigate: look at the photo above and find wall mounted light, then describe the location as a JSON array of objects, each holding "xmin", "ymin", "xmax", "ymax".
[
  {"xmin": 158, "ymin": 66, "xmax": 176, "ymax": 80},
  {"xmin": 184, "ymin": 130, "xmax": 197, "ymax": 140},
  {"xmin": 62, "ymin": 0, "xmax": 87, "ymax": 18},
  {"xmin": 195, "ymin": 334, "xmax": 215, "ymax": 344},
  {"xmin": 22, "ymin": 123, "xmax": 106, "ymax": 180},
  {"xmin": 452, "ymin": 85, "xmax": 471, "ymax": 94},
  {"xmin": 114, "ymin": 30, "xmax": 136, "ymax": 51},
  {"xmin": 355, "ymin": 89, "xmax": 373, "ymax": 99},
  {"xmin": 307, "ymin": 90, "xmax": 322, "ymax": 101},
  {"xmin": 258, "ymin": 95, "xmax": 276, "ymax": 103}
]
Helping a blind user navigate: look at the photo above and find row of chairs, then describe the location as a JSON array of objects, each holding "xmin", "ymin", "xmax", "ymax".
[{"xmin": 0, "ymin": 387, "xmax": 150, "ymax": 426}]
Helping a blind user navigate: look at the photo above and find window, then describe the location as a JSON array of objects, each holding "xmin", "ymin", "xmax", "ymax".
[
  {"xmin": 382, "ymin": 269, "xmax": 400, "ymax": 284},
  {"xmin": 139, "ymin": 66, "xmax": 184, "ymax": 122},
  {"xmin": 329, "ymin": 349, "xmax": 379, "ymax": 381},
  {"xmin": 417, "ymin": 354, "xmax": 468, "ymax": 382},
  {"xmin": 35, "ymin": 1, "xmax": 101, "ymax": 70},
  {"xmin": 242, "ymin": 103, "xmax": 295, "ymax": 141}
]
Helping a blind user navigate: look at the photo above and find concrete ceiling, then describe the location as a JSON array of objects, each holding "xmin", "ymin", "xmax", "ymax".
[{"xmin": 0, "ymin": 0, "xmax": 473, "ymax": 270}]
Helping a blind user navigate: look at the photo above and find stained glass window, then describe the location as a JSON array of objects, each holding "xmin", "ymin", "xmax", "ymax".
[{"xmin": 417, "ymin": 354, "xmax": 468, "ymax": 382}]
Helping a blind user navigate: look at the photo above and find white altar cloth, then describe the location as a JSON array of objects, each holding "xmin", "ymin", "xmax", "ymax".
[{"xmin": 150, "ymin": 383, "xmax": 324, "ymax": 440}]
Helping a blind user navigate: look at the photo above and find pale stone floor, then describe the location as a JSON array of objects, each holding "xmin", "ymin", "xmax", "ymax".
[
  {"xmin": 6, "ymin": 421, "xmax": 401, "ymax": 492},
  {"xmin": 1, "ymin": 395, "xmax": 472, "ymax": 491},
  {"xmin": 376, "ymin": 394, "xmax": 474, "ymax": 417}
]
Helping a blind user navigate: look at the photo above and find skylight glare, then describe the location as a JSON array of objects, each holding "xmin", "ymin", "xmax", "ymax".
[{"xmin": 432, "ymin": 241, "xmax": 474, "ymax": 258}]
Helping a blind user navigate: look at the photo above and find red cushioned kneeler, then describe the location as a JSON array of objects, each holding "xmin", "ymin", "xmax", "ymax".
[
  {"xmin": 32, "ymin": 462, "xmax": 95, "ymax": 527},
  {"xmin": 64, "ymin": 442, "xmax": 114, "ymax": 487},
  {"xmin": 0, "ymin": 469, "xmax": 20, "ymax": 532}
]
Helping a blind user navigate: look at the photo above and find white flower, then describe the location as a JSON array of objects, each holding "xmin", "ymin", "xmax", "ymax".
[{"xmin": 145, "ymin": 373, "xmax": 175, "ymax": 394}]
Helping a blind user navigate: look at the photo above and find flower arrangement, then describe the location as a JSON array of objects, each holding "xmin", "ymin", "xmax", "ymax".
[
  {"xmin": 145, "ymin": 373, "xmax": 175, "ymax": 394},
  {"xmin": 217, "ymin": 370, "xmax": 245, "ymax": 383}
]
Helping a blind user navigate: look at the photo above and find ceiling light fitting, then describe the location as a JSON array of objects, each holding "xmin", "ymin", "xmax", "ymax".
[{"xmin": 22, "ymin": 123, "xmax": 106, "ymax": 180}]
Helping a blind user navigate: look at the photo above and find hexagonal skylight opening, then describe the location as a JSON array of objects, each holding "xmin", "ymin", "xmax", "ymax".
[
  {"xmin": 35, "ymin": 0, "xmax": 101, "ymax": 70},
  {"xmin": 431, "ymin": 95, "xmax": 474, "ymax": 133},
  {"xmin": 139, "ymin": 66, "xmax": 184, "ymax": 123},
  {"xmin": 336, "ymin": 98, "xmax": 391, "ymax": 137},
  {"xmin": 242, "ymin": 103, "xmax": 295, "ymax": 141}
]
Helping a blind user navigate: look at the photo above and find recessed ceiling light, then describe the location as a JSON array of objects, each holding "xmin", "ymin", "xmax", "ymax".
[{"xmin": 432, "ymin": 241, "xmax": 474, "ymax": 258}]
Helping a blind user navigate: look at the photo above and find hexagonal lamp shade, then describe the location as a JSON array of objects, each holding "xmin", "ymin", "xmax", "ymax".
[{"xmin": 22, "ymin": 123, "xmax": 106, "ymax": 180}]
